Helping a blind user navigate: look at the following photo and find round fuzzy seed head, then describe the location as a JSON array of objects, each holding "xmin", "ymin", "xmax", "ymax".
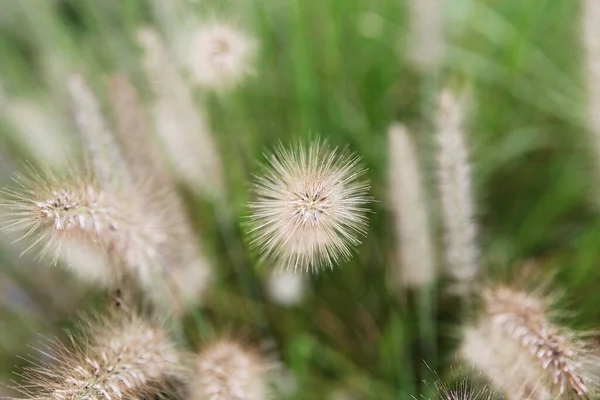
[
  {"xmin": 187, "ymin": 23, "xmax": 256, "ymax": 89},
  {"xmin": 191, "ymin": 340, "xmax": 269, "ymax": 400},
  {"xmin": 266, "ymin": 269, "xmax": 307, "ymax": 307},
  {"xmin": 247, "ymin": 140, "xmax": 372, "ymax": 272}
]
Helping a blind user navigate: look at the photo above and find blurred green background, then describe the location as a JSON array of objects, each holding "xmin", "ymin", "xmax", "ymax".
[{"xmin": 0, "ymin": 0, "xmax": 597, "ymax": 398}]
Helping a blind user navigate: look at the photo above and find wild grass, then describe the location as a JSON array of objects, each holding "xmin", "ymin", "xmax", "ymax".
[{"xmin": 0, "ymin": 0, "xmax": 597, "ymax": 399}]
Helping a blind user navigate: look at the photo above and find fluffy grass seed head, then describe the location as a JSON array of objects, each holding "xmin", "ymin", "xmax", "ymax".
[
  {"xmin": 434, "ymin": 380, "xmax": 495, "ymax": 400},
  {"xmin": 247, "ymin": 140, "xmax": 372, "ymax": 272},
  {"xmin": 187, "ymin": 23, "xmax": 257, "ymax": 89},
  {"xmin": 460, "ymin": 284, "xmax": 599, "ymax": 399},
  {"xmin": 18, "ymin": 313, "xmax": 187, "ymax": 400},
  {"xmin": 1, "ymin": 166, "xmax": 166, "ymax": 288},
  {"xmin": 191, "ymin": 339, "xmax": 270, "ymax": 400}
]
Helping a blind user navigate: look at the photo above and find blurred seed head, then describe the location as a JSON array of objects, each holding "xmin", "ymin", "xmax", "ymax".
[
  {"xmin": 108, "ymin": 73, "xmax": 212, "ymax": 309},
  {"xmin": 187, "ymin": 23, "xmax": 257, "ymax": 89},
  {"xmin": 138, "ymin": 27, "xmax": 226, "ymax": 200},
  {"xmin": 406, "ymin": 0, "xmax": 445, "ymax": 70},
  {"xmin": 18, "ymin": 312, "xmax": 187, "ymax": 399},
  {"xmin": 247, "ymin": 140, "xmax": 372, "ymax": 272},
  {"xmin": 460, "ymin": 284, "xmax": 599, "ymax": 399},
  {"xmin": 388, "ymin": 123, "xmax": 435, "ymax": 288},
  {"xmin": 191, "ymin": 339, "xmax": 270, "ymax": 400},
  {"xmin": 436, "ymin": 90, "xmax": 479, "ymax": 290},
  {"xmin": 266, "ymin": 269, "xmax": 307, "ymax": 307},
  {"xmin": 67, "ymin": 74, "xmax": 131, "ymax": 190}
]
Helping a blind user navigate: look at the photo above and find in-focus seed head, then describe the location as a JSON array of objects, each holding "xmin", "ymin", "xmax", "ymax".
[
  {"xmin": 18, "ymin": 313, "xmax": 187, "ymax": 399},
  {"xmin": 188, "ymin": 23, "xmax": 257, "ymax": 89},
  {"xmin": 247, "ymin": 140, "xmax": 372, "ymax": 272},
  {"xmin": 191, "ymin": 339, "xmax": 269, "ymax": 400},
  {"xmin": 434, "ymin": 380, "xmax": 495, "ymax": 400}
]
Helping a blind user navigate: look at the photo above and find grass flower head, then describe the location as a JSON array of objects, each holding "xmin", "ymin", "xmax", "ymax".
[
  {"xmin": 188, "ymin": 23, "xmax": 257, "ymax": 89},
  {"xmin": 460, "ymin": 284, "xmax": 599, "ymax": 399},
  {"xmin": 18, "ymin": 313, "xmax": 186, "ymax": 399},
  {"xmin": 191, "ymin": 339, "xmax": 270, "ymax": 400},
  {"xmin": 1, "ymin": 166, "xmax": 166, "ymax": 288},
  {"xmin": 247, "ymin": 140, "xmax": 372, "ymax": 272}
]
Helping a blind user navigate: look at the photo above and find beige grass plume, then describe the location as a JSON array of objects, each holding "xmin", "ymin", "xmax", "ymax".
[
  {"xmin": 18, "ymin": 312, "xmax": 187, "ymax": 399},
  {"xmin": 108, "ymin": 74, "xmax": 212, "ymax": 308},
  {"xmin": 1, "ymin": 166, "xmax": 166, "ymax": 289},
  {"xmin": 436, "ymin": 90, "xmax": 479, "ymax": 289},
  {"xmin": 138, "ymin": 27, "xmax": 225, "ymax": 201},
  {"xmin": 67, "ymin": 74, "xmax": 131, "ymax": 190},
  {"xmin": 460, "ymin": 284, "xmax": 598, "ymax": 399},
  {"xmin": 387, "ymin": 123, "xmax": 435, "ymax": 288},
  {"xmin": 190, "ymin": 339, "xmax": 270, "ymax": 400},
  {"xmin": 406, "ymin": 0, "xmax": 445, "ymax": 71},
  {"xmin": 247, "ymin": 139, "xmax": 373, "ymax": 272},
  {"xmin": 582, "ymin": 0, "xmax": 600, "ymax": 193},
  {"xmin": 187, "ymin": 22, "xmax": 257, "ymax": 90}
]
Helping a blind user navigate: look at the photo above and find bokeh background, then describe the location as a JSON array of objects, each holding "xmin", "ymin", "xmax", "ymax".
[{"xmin": 0, "ymin": 0, "xmax": 597, "ymax": 398}]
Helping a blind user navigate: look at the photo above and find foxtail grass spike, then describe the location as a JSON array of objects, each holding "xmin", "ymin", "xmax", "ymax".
[
  {"xmin": 108, "ymin": 73, "xmax": 212, "ymax": 308},
  {"xmin": 460, "ymin": 284, "xmax": 599, "ymax": 399},
  {"xmin": 407, "ymin": 0, "xmax": 445, "ymax": 71},
  {"xmin": 66, "ymin": 74, "xmax": 130, "ymax": 190},
  {"xmin": 582, "ymin": 0, "xmax": 600, "ymax": 197},
  {"xmin": 388, "ymin": 124, "xmax": 435, "ymax": 288},
  {"xmin": 138, "ymin": 27, "xmax": 225, "ymax": 201},
  {"xmin": 436, "ymin": 90, "xmax": 479, "ymax": 289}
]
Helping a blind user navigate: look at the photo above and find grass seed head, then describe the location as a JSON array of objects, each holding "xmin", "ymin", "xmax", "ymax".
[
  {"xmin": 191, "ymin": 339, "xmax": 270, "ymax": 400},
  {"xmin": 18, "ymin": 313, "xmax": 187, "ymax": 400},
  {"xmin": 247, "ymin": 139, "xmax": 373, "ymax": 272},
  {"xmin": 187, "ymin": 23, "xmax": 257, "ymax": 89},
  {"xmin": 461, "ymin": 284, "xmax": 599, "ymax": 399}
]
